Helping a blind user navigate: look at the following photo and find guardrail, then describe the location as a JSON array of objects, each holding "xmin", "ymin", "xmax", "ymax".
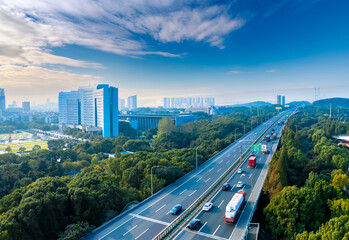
[
  {"xmin": 154, "ymin": 113, "xmax": 286, "ymax": 240},
  {"xmin": 240, "ymin": 116, "xmax": 289, "ymax": 240},
  {"xmin": 83, "ymin": 115, "xmax": 275, "ymax": 240}
]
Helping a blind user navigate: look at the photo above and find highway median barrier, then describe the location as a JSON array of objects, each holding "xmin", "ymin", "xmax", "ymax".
[{"xmin": 154, "ymin": 112, "xmax": 287, "ymax": 240}]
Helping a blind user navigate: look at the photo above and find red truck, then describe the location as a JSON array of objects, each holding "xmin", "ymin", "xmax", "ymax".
[
  {"xmin": 248, "ymin": 155, "xmax": 257, "ymax": 167},
  {"xmin": 224, "ymin": 190, "xmax": 246, "ymax": 223}
]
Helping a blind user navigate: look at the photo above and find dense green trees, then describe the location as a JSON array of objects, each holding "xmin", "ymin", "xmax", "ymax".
[
  {"xmin": 262, "ymin": 106, "xmax": 349, "ymax": 240},
  {"xmin": 0, "ymin": 106, "xmax": 280, "ymax": 239},
  {"xmin": 296, "ymin": 215, "xmax": 349, "ymax": 240},
  {"xmin": 264, "ymin": 186, "xmax": 324, "ymax": 240}
]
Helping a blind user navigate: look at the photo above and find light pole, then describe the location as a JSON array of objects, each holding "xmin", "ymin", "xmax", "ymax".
[
  {"xmin": 151, "ymin": 166, "xmax": 160, "ymax": 196},
  {"xmin": 234, "ymin": 128, "xmax": 239, "ymax": 142},
  {"xmin": 250, "ymin": 177, "xmax": 253, "ymax": 206},
  {"xmin": 151, "ymin": 165, "xmax": 176, "ymax": 195},
  {"xmin": 244, "ymin": 125, "xmax": 246, "ymax": 135},
  {"xmin": 196, "ymin": 146, "xmax": 201, "ymax": 168}
]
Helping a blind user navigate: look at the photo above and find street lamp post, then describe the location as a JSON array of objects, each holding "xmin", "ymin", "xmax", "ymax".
[
  {"xmin": 196, "ymin": 146, "xmax": 201, "ymax": 169},
  {"xmin": 234, "ymin": 128, "xmax": 239, "ymax": 142},
  {"xmin": 151, "ymin": 166, "xmax": 160, "ymax": 196},
  {"xmin": 250, "ymin": 177, "xmax": 254, "ymax": 207},
  {"xmin": 151, "ymin": 165, "xmax": 177, "ymax": 195}
]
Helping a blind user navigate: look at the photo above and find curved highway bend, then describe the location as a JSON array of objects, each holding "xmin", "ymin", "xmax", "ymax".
[
  {"xmin": 172, "ymin": 119, "xmax": 287, "ymax": 240},
  {"xmin": 83, "ymin": 112, "xmax": 289, "ymax": 240}
]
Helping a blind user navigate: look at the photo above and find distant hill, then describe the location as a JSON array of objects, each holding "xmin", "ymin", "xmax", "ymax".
[
  {"xmin": 287, "ymin": 101, "xmax": 311, "ymax": 107},
  {"xmin": 230, "ymin": 101, "xmax": 272, "ymax": 108},
  {"xmin": 312, "ymin": 98, "xmax": 349, "ymax": 107}
]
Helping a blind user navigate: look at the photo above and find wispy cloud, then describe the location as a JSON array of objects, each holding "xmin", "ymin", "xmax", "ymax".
[
  {"xmin": 266, "ymin": 69, "xmax": 277, "ymax": 73},
  {"xmin": 228, "ymin": 70, "xmax": 252, "ymax": 75},
  {"xmin": 0, "ymin": 0, "xmax": 246, "ymax": 68},
  {"xmin": 0, "ymin": 64, "xmax": 100, "ymax": 103}
]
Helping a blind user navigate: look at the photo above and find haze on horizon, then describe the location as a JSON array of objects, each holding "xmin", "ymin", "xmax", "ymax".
[{"xmin": 0, "ymin": 0, "xmax": 348, "ymax": 107}]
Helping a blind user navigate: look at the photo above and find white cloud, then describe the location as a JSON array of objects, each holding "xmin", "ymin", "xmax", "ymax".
[
  {"xmin": 0, "ymin": 0, "xmax": 245, "ymax": 66},
  {"xmin": 0, "ymin": 64, "xmax": 100, "ymax": 104},
  {"xmin": 266, "ymin": 69, "xmax": 277, "ymax": 73},
  {"xmin": 228, "ymin": 70, "xmax": 251, "ymax": 75}
]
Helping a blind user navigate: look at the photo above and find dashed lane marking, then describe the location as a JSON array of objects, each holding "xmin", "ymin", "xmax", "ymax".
[
  {"xmin": 122, "ymin": 225, "xmax": 137, "ymax": 236},
  {"xmin": 218, "ymin": 200, "xmax": 224, "ymax": 208},
  {"xmin": 135, "ymin": 228, "xmax": 149, "ymax": 240},
  {"xmin": 129, "ymin": 214, "xmax": 170, "ymax": 226},
  {"xmin": 189, "ymin": 190, "xmax": 197, "ymax": 197}
]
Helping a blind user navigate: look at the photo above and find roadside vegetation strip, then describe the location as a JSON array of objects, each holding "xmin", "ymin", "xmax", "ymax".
[{"xmin": 154, "ymin": 113, "xmax": 286, "ymax": 240}]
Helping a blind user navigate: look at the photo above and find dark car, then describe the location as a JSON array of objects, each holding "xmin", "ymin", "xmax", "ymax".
[
  {"xmin": 222, "ymin": 183, "xmax": 230, "ymax": 191},
  {"xmin": 188, "ymin": 219, "xmax": 201, "ymax": 230},
  {"xmin": 171, "ymin": 204, "xmax": 182, "ymax": 215}
]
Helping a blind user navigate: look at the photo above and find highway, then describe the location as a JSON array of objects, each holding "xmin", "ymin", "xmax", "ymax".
[
  {"xmin": 172, "ymin": 116, "xmax": 288, "ymax": 240},
  {"xmin": 83, "ymin": 112, "xmax": 289, "ymax": 240}
]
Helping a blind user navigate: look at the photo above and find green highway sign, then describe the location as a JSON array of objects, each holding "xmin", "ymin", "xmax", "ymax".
[{"xmin": 251, "ymin": 143, "xmax": 262, "ymax": 151}]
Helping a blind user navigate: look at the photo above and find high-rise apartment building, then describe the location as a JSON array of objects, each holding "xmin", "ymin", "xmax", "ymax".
[
  {"xmin": 118, "ymin": 98, "xmax": 125, "ymax": 110},
  {"xmin": 163, "ymin": 97, "xmax": 171, "ymax": 108},
  {"xmin": 276, "ymin": 95, "xmax": 281, "ymax": 105},
  {"xmin": 0, "ymin": 88, "xmax": 5, "ymax": 112},
  {"xmin": 22, "ymin": 101, "xmax": 30, "ymax": 113},
  {"xmin": 59, "ymin": 84, "xmax": 118, "ymax": 137},
  {"xmin": 127, "ymin": 95, "xmax": 137, "ymax": 110},
  {"xmin": 164, "ymin": 96, "xmax": 215, "ymax": 108},
  {"xmin": 275, "ymin": 95, "xmax": 285, "ymax": 106},
  {"xmin": 281, "ymin": 96, "xmax": 285, "ymax": 106}
]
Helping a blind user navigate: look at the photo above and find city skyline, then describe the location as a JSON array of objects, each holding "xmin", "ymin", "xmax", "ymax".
[{"xmin": 1, "ymin": 0, "xmax": 348, "ymax": 106}]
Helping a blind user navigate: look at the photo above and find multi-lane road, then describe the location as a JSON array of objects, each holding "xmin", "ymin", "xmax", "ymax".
[
  {"xmin": 83, "ymin": 111, "xmax": 289, "ymax": 240},
  {"xmin": 172, "ymin": 117, "xmax": 287, "ymax": 240}
]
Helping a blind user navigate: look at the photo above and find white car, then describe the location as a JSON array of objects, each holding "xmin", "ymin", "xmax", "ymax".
[
  {"xmin": 236, "ymin": 181, "xmax": 244, "ymax": 188},
  {"xmin": 237, "ymin": 168, "xmax": 243, "ymax": 174},
  {"xmin": 202, "ymin": 202, "xmax": 213, "ymax": 211}
]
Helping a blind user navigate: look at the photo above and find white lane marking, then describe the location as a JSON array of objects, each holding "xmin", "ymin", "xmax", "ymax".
[
  {"xmin": 189, "ymin": 190, "xmax": 197, "ymax": 197},
  {"xmin": 219, "ymin": 160, "xmax": 223, "ymax": 164},
  {"xmin": 129, "ymin": 214, "xmax": 170, "ymax": 226},
  {"xmin": 227, "ymin": 154, "xmax": 231, "ymax": 157},
  {"xmin": 135, "ymin": 228, "xmax": 149, "ymax": 240},
  {"xmin": 179, "ymin": 189, "xmax": 187, "ymax": 195},
  {"xmin": 205, "ymin": 178, "xmax": 211, "ymax": 183},
  {"xmin": 218, "ymin": 200, "xmax": 224, "ymax": 208},
  {"xmin": 98, "ymin": 216, "xmax": 135, "ymax": 240},
  {"xmin": 100, "ymin": 117, "xmax": 282, "ymax": 239},
  {"xmin": 155, "ymin": 204, "xmax": 166, "ymax": 213},
  {"xmin": 249, "ymin": 174, "xmax": 253, "ymax": 179},
  {"xmin": 166, "ymin": 211, "xmax": 170, "ymax": 215},
  {"xmin": 199, "ymin": 222, "xmax": 207, "ymax": 232},
  {"xmin": 213, "ymin": 225, "xmax": 221, "ymax": 235},
  {"xmin": 196, "ymin": 177, "xmax": 202, "ymax": 182},
  {"xmin": 217, "ymin": 168, "xmax": 222, "ymax": 172},
  {"xmin": 123, "ymin": 225, "xmax": 137, "ymax": 236},
  {"xmin": 241, "ymin": 185, "xmax": 245, "ymax": 191},
  {"xmin": 226, "ymin": 161, "xmax": 229, "ymax": 165}
]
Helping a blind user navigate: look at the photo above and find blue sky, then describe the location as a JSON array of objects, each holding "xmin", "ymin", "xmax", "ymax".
[{"xmin": 0, "ymin": 0, "xmax": 348, "ymax": 106}]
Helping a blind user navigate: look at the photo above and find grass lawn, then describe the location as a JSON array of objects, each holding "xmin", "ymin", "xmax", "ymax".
[
  {"xmin": 0, "ymin": 141, "xmax": 48, "ymax": 153},
  {"xmin": 0, "ymin": 131, "xmax": 32, "ymax": 140}
]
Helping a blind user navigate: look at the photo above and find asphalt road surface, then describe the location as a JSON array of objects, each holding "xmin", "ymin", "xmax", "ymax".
[
  {"xmin": 172, "ymin": 116, "xmax": 289, "ymax": 240},
  {"xmin": 83, "ymin": 112, "xmax": 289, "ymax": 240}
]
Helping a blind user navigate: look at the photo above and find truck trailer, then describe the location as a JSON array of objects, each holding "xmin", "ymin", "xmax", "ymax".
[
  {"xmin": 224, "ymin": 190, "xmax": 246, "ymax": 223},
  {"xmin": 248, "ymin": 155, "xmax": 257, "ymax": 167}
]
